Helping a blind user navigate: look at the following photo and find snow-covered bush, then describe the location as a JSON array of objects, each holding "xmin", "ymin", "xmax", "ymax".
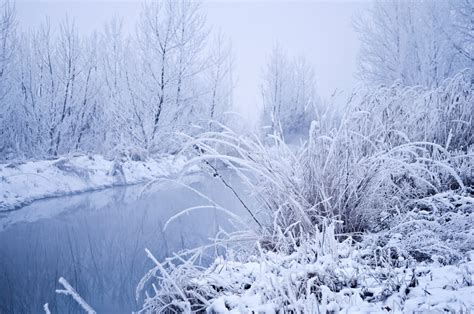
[
  {"xmin": 362, "ymin": 192, "xmax": 473, "ymax": 266},
  {"xmin": 301, "ymin": 70, "xmax": 472, "ymax": 233},
  {"xmin": 179, "ymin": 104, "xmax": 468, "ymax": 247}
]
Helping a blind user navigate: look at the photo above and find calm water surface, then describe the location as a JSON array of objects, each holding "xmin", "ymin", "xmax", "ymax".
[{"xmin": 0, "ymin": 173, "xmax": 249, "ymax": 313}]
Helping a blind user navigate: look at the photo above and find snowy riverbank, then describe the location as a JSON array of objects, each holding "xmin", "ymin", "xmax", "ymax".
[
  {"xmin": 187, "ymin": 245, "xmax": 474, "ymax": 313},
  {"xmin": 0, "ymin": 154, "xmax": 191, "ymax": 211},
  {"xmin": 139, "ymin": 223, "xmax": 474, "ymax": 313}
]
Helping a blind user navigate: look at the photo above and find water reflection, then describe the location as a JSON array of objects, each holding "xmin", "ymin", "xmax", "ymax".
[{"xmin": 0, "ymin": 173, "xmax": 248, "ymax": 313}]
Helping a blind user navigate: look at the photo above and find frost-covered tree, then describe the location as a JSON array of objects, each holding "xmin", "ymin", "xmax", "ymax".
[
  {"xmin": 356, "ymin": 0, "xmax": 473, "ymax": 88},
  {"xmin": 205, "ymin": 30, "xmax": 234, "ymax": 129},
  {"xmin": 261, "ymin": 45, "xmax": 289, "ymax": 134},
  {"xmin": 0, "ymin": 0, "xmax": 14, "ymax": 99},
  {"xmin": 39, "ymin": 20, "xmax": 102, "ymax": 155},
  {"xmin": 133, "ymin": 0, "xmax": 208, "ymax": 152},
  {"xmin": 100, "ymin": 18, "xmax": 142, "ymax": 153},
  {"xmin": 0, "ymin": 0, "xmax": 16, "ymax": 157},
  {"xmin": 6, "ymin": 19, "xmax": 103, "ymax": 157},
  {"xmin": 451, "ymin": 0, "xmax": 474, "ymax": 68},
  {"xmin": 71, "ymin": 32, "xmax": 103, "ymax": 153},
  {"xmin": 261, "ymin": 45, "xmax": 318, "ymax": 140}
]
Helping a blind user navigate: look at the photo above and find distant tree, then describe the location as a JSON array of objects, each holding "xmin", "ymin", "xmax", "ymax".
[
  {"xmin": 205, "ymin": 30, "xmax": 234, "ymax": 129},
  {"xmin": 450, "ymin": 0, "xmax": 474, "ymax": 68},
  {"xmin": 356, "ymin": 0, "xmax": 472, "ymax": 88},
  {"xmin": 261, "ymin": 45, "xmax": 318, "ymax": 140}
]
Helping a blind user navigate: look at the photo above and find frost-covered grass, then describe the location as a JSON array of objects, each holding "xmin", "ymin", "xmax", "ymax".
[
  {"xmin": 138, "ymin": 227, "xmax": 474, "ymax": 313},
  {"xmin": 362, "ymin": 192, "xmax": 474, "ymax": 266},
  {"xmin": 0, "ymin": 154, "xmax": 189, "ymax": 211},
  {"xmin": 134, "ymin": 72, "xmax": 473, "ymax": 312}
]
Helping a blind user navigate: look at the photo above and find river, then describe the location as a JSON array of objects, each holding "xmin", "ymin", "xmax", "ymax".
[{"xmin": 0, "ymin": 172, "xmax": 250, "ymax": 313}]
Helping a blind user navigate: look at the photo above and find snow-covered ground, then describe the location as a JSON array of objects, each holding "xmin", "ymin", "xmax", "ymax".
[
  {"xmin": 0, "ymin": 154, "xmax": 193, "ymax": 211},
  {"xmin": 203, "ymin": 248, "xmax": 474, "ymax": 313},
  {"xmin": 139, "ymin": 226, "xmax": 474, "ymax": 313}
]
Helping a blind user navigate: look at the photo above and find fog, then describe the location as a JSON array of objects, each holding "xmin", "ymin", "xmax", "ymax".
[{"xmin": 16, "ymin": 0, "xmax": 370, "ymax": 124}]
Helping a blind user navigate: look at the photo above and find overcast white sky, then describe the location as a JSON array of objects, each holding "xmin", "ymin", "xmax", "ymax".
[{"xmin": 16, "ymin": 0, "xmax": 371, "ymax": 121}]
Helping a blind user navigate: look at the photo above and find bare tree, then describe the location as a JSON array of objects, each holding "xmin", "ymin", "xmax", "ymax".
[
  {"xmin": 261, "ymin": 44, "xmax": 318, "ymax": 140},
  {"xmin": 135, "ymin": 0, "xmax": 208, "ymax": 152},
  {"xmin": 0, "ymin": 0, "xmax": 232, "ymax": 159},
  {"xmin": 0, "ymin": 0, "xmax": 16, "ymax": 156},
  {"xmin": 206, "ymin": 30, "xmax": 234, "ymax": 128},
  {"xmin": 451, "ymin": 0, "xmax": 474, "ymax": 76},
  {"xmin": 172, "ymin": 0, "xmax": 207, "ymax": 123},
  {"xmin": 355, "ymin": 0, "xmax": 472, "ymax": 88},
  {"xmin": 100, "ymin": 18, "xmax": 141, "ymax": 151},
  {"xmin": 261, "ymin": 44, "xmax": 288, "ymax": 134},
  {"xmin": 13, "ymin": 18, "xmax": 102, "ymax": 157},
  {"xmin": 72, "ymin": 32, "xmax": 102, "ymax": 152},
  {"xmin": 0, "ymin": 0, "xmax": 15, "ymax": 99}
]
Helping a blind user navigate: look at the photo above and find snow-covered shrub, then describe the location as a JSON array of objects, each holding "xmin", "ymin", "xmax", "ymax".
[
  {"xmin": 362, "ymin": 192, "xmax": 474, "ymax": 266},
  {"xmin": 179, "ymin": 121, "xmax": 465, "ymax": 251},
  {"xmin": 450, "ymin": 146, "xmax": 474, "ymax": 190},
  {"xmin": 172, "ymin": 72, "xmax": 471, "ymax": 246},
  {"xmin": 53, "ymin": 158, "xmax": 91, "ymax": 181},
  {"xmin": 302, "ymin": 122, "xmax": 462, "ymax": 234},
  {"xmin": 301, "ymin": 70, "xmax": 472, "ymax": 233}
]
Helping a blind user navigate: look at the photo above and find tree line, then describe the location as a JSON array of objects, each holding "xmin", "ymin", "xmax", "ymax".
[{"xmin": 0, "ymin": 0, "xmax": 234, "ymax": 159}]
